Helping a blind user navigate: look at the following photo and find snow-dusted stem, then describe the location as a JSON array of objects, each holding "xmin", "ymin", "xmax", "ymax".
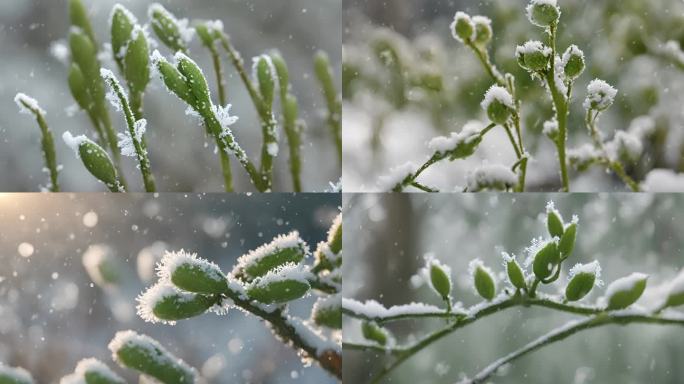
[
  {"xmin": 465, "ymin": 313, "xmax": 684, "ymax": 384},
  {"xmin": 545, "ymin": 24, "xmax": 570, "ymax": 191},
  {"xmin": 259, "ymin": 115, "xmax": 277, "ymax": 192},
  {"xmin": 17, "ymin": 98, "xmax": 60, "ymax": 192},
  {"xmin": 585, "ymin": 110, "xmax": 640, "ymax": 191},
  {"xmin": 102, "ymin": 73, "xmax": 156, "ymax": 192}
]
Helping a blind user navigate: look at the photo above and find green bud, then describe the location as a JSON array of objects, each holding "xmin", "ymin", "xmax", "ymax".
[
  {"xmin": 532, "ymin": 241, "xmax": 560, "ymax": 280},
  {"xmin": 152, "ymin": 291, "xmax": 216, "ymax": 321},
  {"xmin": 314, "ymin": 51, "xmax": 338, "ymax": 110},
  {"xmin": 546, "ymin": 208, "xmax": 564, "ymax": 238},
  {"xmin": 605, "ymin": 273, "xmax": 648, "ymax": 310},
  {"xmin": 246, "ymin": 278, "xmax": 310, "ymax": 304},
  {"xmin": 153, "ymin": 52, "xmax": 194, "ymax": 106},
  {"xmin": 63, "ymin": 132, "xmax": 120, "ymax": 191},
  {"xmin": 327, "ymin": 214, "xmax": 342, "ymax": 255},
  {"xmin": 481, "ymin": 86, "xmax": 514, "ymax": 125},
  {"xmin": 255, "ymin": 55, "xmax": 276, "ymax": 107},
  {"xmin": 69, "ymin": 28, "xmax": 98, "ymax": 77},
  {"xmin": 63, "ymin": 358, "xmax": 125, "ymax": 384},
  {"xmin": 68, "ymin": 63, "xmax": 93, "ymax": 111},
  {"xmin": 312, "ymin": 296, "xmax": 342, "ymax": 329},
  {"xmin": 503, "ymin": 253, "xmax": 527, "ymax": 290},
  {"xmin": 450, "ymin": 12, "xmax": 474, "ymax": 43},
  {"xmin": 164, "ymin": 254, "xmax": 228, "ymax": 295},
  {"xmin": 427, "ymin": 260, "xmax": 452, "ymax": 299},
  {"xmin": 515, "ymin": 41, "xmax": 551, "ymax": 72},
  {"xmin": 283, "ymin": 95, "xmax": 299, "ymax": 127},
  {"xmin": 237, "ymin": 232, "xmax": 308, "ymax": 280},
  {"xmin": 472, "ymin": 16, "xmax": 493, "ymax": 47},
  {"xmin": 471, "ymin": 260, "xmax": 496, "ymax": 300},
  {"xmin": 663, "ymin": 271, "xmax": 684, "ymax": 308},
  {"xmin": 270, "ymin": 52, "xmax": 290, "ymax": 93},
  {"xmin": 558, "ymin": 222, "xmax": 577, "ymax": 259},
  {"xmin": 565, "ymin": 261, "xmax": 601, "ymax": 301},
  {"xmin": 110, "ymin": 5, "xmax": 137, "ymax": 70},
  {"xmin": 124, "ymin": 28, "xmax": 151, "ymax": 94},
  {"xmin": 195, "ymin": 24, "xmax": 215, "ymax": 47},
  {"xmin": 0, "ymin": 365, "xmax": 34, "ymax": 384},
  {"xmin": 176, "ymin": 53, "xmax": 211, "ymax": 110},
  {"xmin": 526, "ymin": 0, "xmax": 561, "ymax": 28},
  {"xmin": 148, "ymin": 3, "xmax": 189, "ymax": 53},
  {"xmin": 562, "ymin": 45, "xmax": 585, "ymax": 80},
  {"xmin": 361, "ymin": 321, "xmax": 389, "ymax": 346},
  {"xmin": 109, "ymin": 331, "xmax": 197, "ymax": 384},
  {"xmin": 69, "ymin": 0, "xmax": 97, "ymax": 45}
]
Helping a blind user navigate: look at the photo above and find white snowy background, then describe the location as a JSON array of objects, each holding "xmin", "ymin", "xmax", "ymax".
[
  {"xmin": 0, "ymin": 0, "xmax": 341, "ymax": 192},
  {"xmin": 343, "ymin": 193, "xmax": 684, "ymax": 383},
  {"xmin": 0, "ymin": 193, "xmax": 340, "ymax": 383},
  {"xmin": 343, "ymin": 0, "xmax": 684, "ymax": 192}
]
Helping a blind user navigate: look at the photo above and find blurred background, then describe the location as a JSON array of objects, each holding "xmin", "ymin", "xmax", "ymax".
[
  {"xmin": 343, "ymin": 0, "xmax": 684, "ymax": 191},
  {"xmin": 0, "ymin": 193, "xmax": 340, "ymax": 383},
  {"xmin": 343, "ymin": 193, "xmax": 684, "ymax": 383},
  {"xmin": 0, "ymin": 0, "xmax": 341, "ymax": 192}
]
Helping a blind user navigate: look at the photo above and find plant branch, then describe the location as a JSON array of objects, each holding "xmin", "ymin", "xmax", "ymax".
[{"xmin": 18, "ymin": 99, "xmax": 60, "ymax": 192}]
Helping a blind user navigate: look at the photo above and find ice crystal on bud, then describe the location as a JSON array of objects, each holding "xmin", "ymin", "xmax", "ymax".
[
  {"xmin": 526, "ymin": 0, "xmax": 560, "ymax": 27},
  {"xmin": 515, "ymin": 40, "xmax": 551, "ymax": 71},
  {"xmin": 212, "ymin": 104, "xmax": 239, "ymax": 138},
  {"xmin": 584, "ymin": 79, "xmax": 618, "ymax": 111}
]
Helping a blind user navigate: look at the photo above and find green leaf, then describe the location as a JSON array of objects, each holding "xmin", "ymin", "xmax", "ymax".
[
  {"xmin": 176, "ymin": 54, "xmax": 211, "ymax": 111},
  {"xmin": 312, "ymin": 298, "xmax": 342, "ymax": 329},
  {"xmin": 154, "ymin": 54, "xmax": 194, "ymax": 106},
  {"xmin": 270, "ymin": 52, "xmax": 290, "ymax": 93},
  {"xmin": 506, "ymin": 258, "xmax": 527, "ymax": 290},
  {"xmin": 606, "ymin": 273, "xmax": 648, "ymax": 310},
  {"xmin": 474, "ymin": 264, "xmax": 496, "ymax": 300},
  {"xmin": 565, "ymin": 272, "xmax": 596, "ymax": 301},
  {"xmin": 69, "ymin": 0, "xmax": 97, "ymax": 45},
  {"xmin": 152, "ymin": 292, "xmax": 216, "ymax": 321},
  {"xmin": 68, "ymin": 64, "xmax": 93, "ymax": 111},
  {"xmin": 149, "ymin": 3, "xmax": 188, "ymax": 53},
  {"xmin": 558, "ymin": 223, "xmax": 577, "ymax": 259},
  {"xmin": 429, "ymin": 263, "xmax": 452, "ymax": 299},
  {"xmin": 69, "ymin": 29, "xmax": 98, "ymax": 77},
  {"xmin": 246, "ymin": 279, "xmax": 310, "ymax": 304},
  {"xmin": 532, "ymin": 241, "xmax": 560, "ymax": 280},
  {"xmin": 243, "ymin": 247, "xmax": 306, "ymax": 280},
  {"xmin": 255, "ymin": 56, "xmax": 276, "ymax": 107},
  {"xmin": 170, "ymin": 263, "xmax": 228, "ymax": 295},
  {"xmin": 361, "ymin": 321, "xmax": 389, "ymax": 346},
  {"xmin": 110, "ymin": 5, "xmax": 136, "ymax": 71},
  {"xmin": 124, "ymin": 29, "xmax": 150, "ymax": 94},
  {"xmin": 546, "ymin": 209, "xmax": 564, "ymax": 238}
]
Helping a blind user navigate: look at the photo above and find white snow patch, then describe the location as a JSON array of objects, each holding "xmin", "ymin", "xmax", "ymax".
[
  {"xmin": 568, "ymin": 261, "xmax": 603, "ymax": 287},
  {"xmin": 267, "ymin": 142, "xmax": 279, "ymax": 157},
  {"xmin": 584, "ymin": 79, "xmax": 618, "ymax": 111},
  {"xmin": 0, "ymin": 364, "xmax": 33, "ymax": 384},
  {"xmin": 378, "ymin": 161, "xmax": 417, "ymax": 191},
  {"xmin": 428, "ymin": 121, "xmax": 483, "ymax": 153},
  {"xmin": 15, "ymin": 93, "xmax": 45, "ymax": 115},
  {"xmin": 342, "ymin": 298, "xmax": 452, "ymax": 319},
  {"xmin": 247, "ymin": 263, "xmax": 312, "ymax": 290},
  {"xmin": 641, "ymin": 169, "xmax": 684, "ymax": 192},
  {"xmin": 605, "ymin": 273, "xmax": 648, "ymax": 300},
  {"xmin": 481, "ymin": 85, "xmax": 514, "ymax": 111},
  {"xmin": 466, "ymin": 164, "xmax": 517, "ymax": 191},
  {"xmin": 156, "ymin": 249, "xmax": 224, "ymax": 284},
  {"xmin": 49, "ymin": 40, "xmax": 70, "ymax": 65},
  {"xmin": 136, "ymin": 282, "xmax": 196, "ymax": 325}
]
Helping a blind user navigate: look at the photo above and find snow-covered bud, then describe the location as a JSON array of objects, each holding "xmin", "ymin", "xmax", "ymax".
[
  {"xmin": 312, "ymin": 294, "xmax": 342, "ymax": 329},
  {"xmin": 0, "ymin": 365, "xmax": 34, "ymax": 384},
  {"xmin": 327, "ymin": 214, "xmax": 342, "ymax": 256},
  {"xmin": 526, "ymin": 0, "xmax": 561, "ymax": 28},
  {"xmin": 245, "ymin": 264, "xmax": 311, "ymax": 304},
  {"xmin": 558, "ymin": 221, "xmax": 577, "ymax": 259},
  {"xmin": 109, "ymin": 330, "xmax": 197, "ymax": 383},
  {"xmin": 531, "ymin": 239, "xmax": 560, "ymax": 280},
  {"xmin": 565, "ymin": 261, "xmax": 602, "ymax": 301},
  {"xmin": 152, "ymin": 51, "xmax": 194, "ymax": 106},
  {"xmin": 562, "ymin": 45, "xmax": 585, "ymax": 80},
  {"xmin": 157, "ymin": 250, "xmax": 228, "ymax": 294},
  {"xmin": 148, "ymin": 3, "xmax": 193, "ymax": 53},
  {"xmin": 176, "ymin": 52, "xmax": 211, "ymax": 110},
  {"xmin": 361, "ymin": 321, "xmax": 389, "ymax": 346},
  {"xmin": 450, "ymin": 12, "xmax": 474, "ymax": 43},
  {"xmin": 137, "ymin": 283, "xmax": 217, "ymax": 323},
  {"xmin": 481, "ymin": 85, "xmax": 514, "ymax": 125},
  {"xmin": 584, "ymin": 79, "xmax": 618, "ymax": 112},
  {"xmin": 470, "ymin": 259, "xmax": 496, "ymax": 300},
  {"xmin": 515, "ymin": 41, "xmax": 551, "ymax": 72},
  {"xmin": 466, "ymin": 164, "xmax": 517, "ymax": 192},
  {"xmin": 472, "ymin": 16, "xmax": 493, "ymax": 47},
  {"xmin": 605, "ymin": 273, "xmax": 648, "ymax": 310},
  {"xmin": 63, "ymin": 132, "xmax": 122, "ymax": 191},
  {"xmin": 110, "ymin": 4, "xmax": 137, "ymax": 70},
  {"xmin": 255, "ymin": 55, "xmax": 277, "ymax": 107},
  {"xmin": 195, "ymin": 20, "xmax": 223, "ymax": 47},
  {"xmin": 60, "ymin": 358, "xmax": 125, "ymax": 384},
  {"xmin": 663, "ymin": 269, "xmax": 684, "ymax": 309},
  {"xmin": 502, "ymin": 252, "xmax": 527, "ymax": 290},
  {"xmin": 236, "ymin": 232, "xmax": 309, "ymax": 280},
  {"xmin": 546, "ymin": 201, "xmax": 564, "ymax": 238},
  {"xmin": 423, "ymin": 257, "xmax": 452, "ymax": 300},
  {"xmin": 124, "ymin": 27, "xmax": 151, "ymax": 94}
]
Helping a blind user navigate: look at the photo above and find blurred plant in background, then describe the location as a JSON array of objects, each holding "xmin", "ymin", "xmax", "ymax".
[{"xmin": 343, "ymin": 0, "xmax": 684, "ymax": 192}]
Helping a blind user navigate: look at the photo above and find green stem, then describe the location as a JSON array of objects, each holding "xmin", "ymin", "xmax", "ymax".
[
  {"xmin": 466, "ymin": 313, "xmax": 684, "ymax": 384},
  {"xmin": 19, "ymin": 100, "xmax": 60, "ymax": 192},
  {"xmin": 314, "ymin": 51, "xmax": 343, "ymax": 165},
  {"xmin": 545, "ymin": 24, "xmax": 570, "ymax": 192},
  {"xmin": 205, "ymin": 43, "xmax": 234, "ymax": 191},
  {"xmin": 217, "ymin": 32, "xmax": 264, "ymax": 111}
]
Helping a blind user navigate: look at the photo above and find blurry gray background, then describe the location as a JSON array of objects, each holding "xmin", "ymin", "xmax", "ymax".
[
  {"xmin": 0, "ymin": 193, "xmax": 340, "ymax": 383},
  {"xmin": 0, "ymin": 0, "xmax": 341, "ymax": 192},
  {"xmin": 343, "ymin": 193, "xmax": 684, "ymax": 383}
]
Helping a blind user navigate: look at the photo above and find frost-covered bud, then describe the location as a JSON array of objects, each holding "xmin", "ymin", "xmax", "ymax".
[
  {"xmin": 565, "ymin": 261, "xmax": 602, "ymax": 301},
  {"xmin": 361, "ymin": 321, "xmax": 389, "ymax": 346},
  {"xmin": 0, "ymin": 364, "xmax": 34, "ymax": 384},
  {"xmin": 428, "ymin": 121, "xmax": 484, "ymax": 160},
  {"xmin": 558, "ymin": 221, "xmax": 577, "ymax": 259},
  {"xmin": 151, "ymin": 51, "xmax": 194, "ymax": 106},
  {"xmin": 148, "ymin": 3, "xmax": 193, "ymax": 53},
  {"xmin": 327, "ymin": 214, "xmax": 342, "ymax": 255},
  {"xmin": 195, "ymin": 20, "xmax": 223, "ymax": 47},
  {"xmin": 124, "ymin": 27, "xmax": 151, "ymax": 94},
  {"xmin": 82, "ymin": 244, "xmax": 120, "ymax": 288},
  {"xmin": 502, "ymin": 252, "xmax": 527, "ymax": 290},
  {"xmin": 109, "ymin": 330, "xmax": 197, "ymax": 384},
  {"xmin": 110, "ymin": 4, "xmax": 137, "ymax": 70},
  {"xmin": 175, "ymin": 52, "xmax": 211, "ymax": 110},
  {"xmin": 423, "ymin": 257, "xmax": 452, "ymax": 300},
  {"xmin": 254, "ymin": 55, "xmax": 277, "ymax": 107},
  {"xmin": 469, "ymin": 259, "xmax": 496, "ymax": 300},
  {"xmin": 312, "ymin": 294, "xmax": 342, "ymax": 329},
  {"xmin": 157, "ymin": 250, "xmax": 228, "ymax": 294},
  {"xmin": 63, "ymin": 132, "xmax": 121, "ymax": 191},
  {"xmin": 481, "ymin": 85, "xmax": 514, "ymax": 125},
  {"xmin": 60, "ymin": 358, "xmax": 125, "ymax": 384},
  {"xmin": 584, "ymin": 79, "xmax": 618, "ymax": 111},
  {"xmin": 561, "ymin": 45, "xmax": 585, "ymax": 80},
  {"xmin": 664, "ymin": 269, "xmax": 684, "ymax": 308},
  {"xmin": 530, "ymin": 238, "xmax": 560, "ymax": 280},
  {"xmin": 546, "ymin": 201, "xmax": 564, "ymax": 238},
  {"xmin": 472, "ymin": 16, "xmax": 493, "ymax": 47},
  {"xmin": 466, "ymin": 164, "xmax": 518, "ymax": 192},
  {"xmin": 515, "ymin": 41, "xmax": 551, "ymax": 72},
  {"xmin": 236, "ymin": 232, "xmax": 309, "ymax": 280},
  {"xmin": 605, "ymin": 273, "xmax": 648, "ymax": 310},
  {"xmin": 137, "ymin": 283, "xmax": 217, "ymax": 324},
  {"xmin": 68, "ymin": 64, "xmax": 92, "ymax": 111},
  {"xmin": 526, "ymin": 0, "xmax": 561, "ymax": 28},
  {"xmin": 450, "ymin": 12, "xmax": 474, "ymax": 43},
  {"xmin": 245, "ymin": 264, "xmax": 311, "ymax": 304},
  {"xmin": 314, "ymin": 215, "xmax": 342, "ymax": 271}
]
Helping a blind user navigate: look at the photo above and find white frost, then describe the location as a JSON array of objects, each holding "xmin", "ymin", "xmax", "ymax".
[
  {"xmin": 641, "ymin": 169, "xmax": 684, "ymax": 192},
  {"xmin": 0, "ymin": 364, "xmax": 34, "ymax": 384},
  {"xmin": 247, "ymin": 263, "xmax": 312, "ymax": 290},
  {"xmin": 584, "ymin": 79, "xmax": 618, "ymax": 111},
  {"xmin": 568, "ymin": 261, "xmax": 603, "ymax": 287},
  {"xmin": 378, "ymin": 162, "xmax": 417, "ymax": 191},
  {"xmin": 136, "ymin": 282, "xmax": 196, "ymax": 325},
  {"xmin": 156, "ymin": 249, "xmax": 224, "ymax": 284},
  {"xmin": 428, "ymin": 121, "xmax": 483, "ymax": 154},
  {"xmin": 515, "ymin": 40, "xmax": 551, "ymax": 58},
  {"xmin": 235, "ymin": 231, "xmax": 308, "ymax": 273},
  {"xmin": 15, "ymin": 93, "xmax": 45, "ymax": 115},
  {"xmin": 60, "ymin": 358, "xmax": 124, "ymax": 384},
  {"xmin": 449, "ymin": 12, "xmax": 474, "ymax": 42},
  {"xmin": 605, "ymin": 272, "xmax": 648, "ymax": 300},
  {"xmin": 481, "ymin": 85, "xmax": 514, "ymax": 111},
  {"xmin": 342, "ymin": 298, "xmax": 452, "ymax": 319}
]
